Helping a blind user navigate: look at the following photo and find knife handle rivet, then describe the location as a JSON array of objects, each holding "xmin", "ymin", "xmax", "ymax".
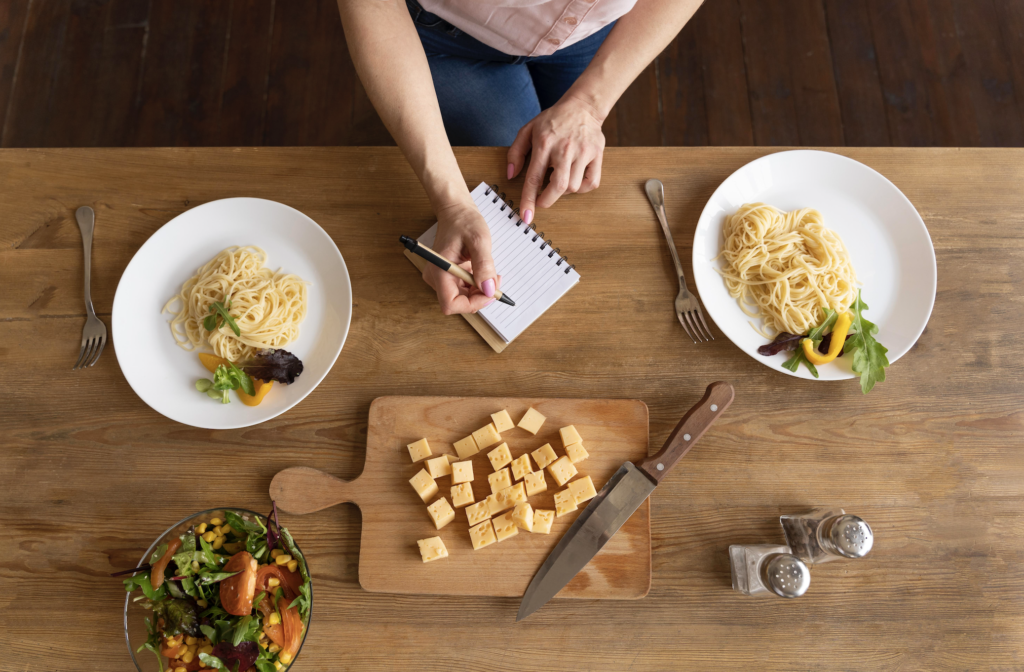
[
  {"xmin": 656, "ymin": 463, "xmax": 664, "ymax": 471},
  {"xmin": 711, "ymin": 404, "xmax": 718, "ymax": 412},
  {"xmin": 683, "ymin": 434, "xmax": 691, "ymax": 441}
]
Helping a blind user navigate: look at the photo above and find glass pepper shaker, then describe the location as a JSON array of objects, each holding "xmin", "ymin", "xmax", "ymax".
[
  {"xmin": 729, "ymin": 544, "xmax": 810, "ymax": 598},
  {"xmin": 780, "ymin": 507, "xmax": 874, "ymax": 564}
]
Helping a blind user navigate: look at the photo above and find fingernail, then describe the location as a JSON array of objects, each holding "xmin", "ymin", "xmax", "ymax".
[
  {"xmin": 523, "ymin": 209, "xmax": 533, "ymax": 225},
  {"xmin": 481, "ymin": 278, "xmax": 495, "ymax": 298},
  {"xmin": 507, "ymin": 163, "xmax": 514, "ymax": 180}
]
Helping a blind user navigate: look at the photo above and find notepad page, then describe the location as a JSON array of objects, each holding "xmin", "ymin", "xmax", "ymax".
[{"xmin": 417, "ymin": 182, "xmax": 581, "ymax": 343}]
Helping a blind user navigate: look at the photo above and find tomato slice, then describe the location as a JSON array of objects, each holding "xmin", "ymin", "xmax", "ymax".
[
  {"xmin": 255, "ymin": 565, "xmax": 301, "ymax": 601},
  {"xmin": 150, "ymin": 537, "xmax": 182, "ymax": 591},
  {"xmin": 278, "ymin": 597, "xmax": 303, "ymax": 657},
  {"xmin": 219, "ymin": 552, "xmax": 258, "ymax": 616}
]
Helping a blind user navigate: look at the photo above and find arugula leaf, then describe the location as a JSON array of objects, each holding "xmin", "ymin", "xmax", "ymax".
[
  {"xmin": 137, "ymin": 574, "xmax": 168, "ymax": 602},
  {"xmin": 229, "ymin": 363, "xmax": 255, "ymax": 396},
  {"xmin": 149, "ymin": 543, "xmax": 168, "ymax": 565},
  {"xmin": 782, "ymin": 350, "xmax": 819, "ymax": 378},
  {"xmin": 280, "ymin": 526, "xmax": 312, "ymax": 620},
  {"xmin": 200, "ymin": 624, "xmax": 219, "ymax": 645},
  {"xmin": 199, "ymin": 535, "xmax": 219, "ymax": 567},
  {"xmin": 844, "ymin": 291, "xmax": 890, "ymax": 393},
  {"xmin": 204, "ymin": 301, "xmax": 241, "ymax": 337},
  {"xmin": 253, "ymin": 591, "xmax": 266, "ymax": 613},
  {"xmin": 807, "ymin": 307, "xmax": 838, "ymax": 344},
  {"xmin": 231, "ymin": 615, "xmax": 251, "ymax": 647},
  {"xmin": 199, "ymin": 654, "xmax": 228, "ymax": 671},
  {"xmin": 197, "ymin": 570, "xmax": 241, "ymax": 584}
]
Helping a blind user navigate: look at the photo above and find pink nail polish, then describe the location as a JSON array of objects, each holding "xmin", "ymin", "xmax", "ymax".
[
  {"xmin": 481, "ymin": 278, "xmax": 495, "ymax": 298},
  {"xmin": 507, "ymin": 163, "xmax": 514, "ymax": 180},
  {"xmin": 523, "ymin": 209, "xmax": 533, "ymax": 225}
]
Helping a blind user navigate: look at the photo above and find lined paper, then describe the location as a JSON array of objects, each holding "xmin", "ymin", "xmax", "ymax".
[{"xmin": 417, "ymin": 182, "xmax": 580, "ymax": 343}]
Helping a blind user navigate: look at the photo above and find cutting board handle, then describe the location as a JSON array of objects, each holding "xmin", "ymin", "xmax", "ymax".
[
  {"xmin": 637, "ymin": 381, "xmax": 734, "ymax": 485},
  {"xmin": 269, "ymin": 467, "xmax": 363, "ymax": 514}
]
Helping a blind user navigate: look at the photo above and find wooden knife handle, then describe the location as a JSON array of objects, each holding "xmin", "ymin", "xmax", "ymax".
[
  {"xmin": 636, "ymin": 381, "xmax": 734, "ymax": 485},
  {"xmin": 269, "ymin": 467, "xmax": 362, "ymax": 514}
]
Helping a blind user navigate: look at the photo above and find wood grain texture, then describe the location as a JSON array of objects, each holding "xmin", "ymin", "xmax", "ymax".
[
  {"xmin": 1, "ymin": 146, "xmax": 1023, "ymax": 670},
  {"xmin": 273, "ymin": 396, "xmax": 651, "ymax": 599}
]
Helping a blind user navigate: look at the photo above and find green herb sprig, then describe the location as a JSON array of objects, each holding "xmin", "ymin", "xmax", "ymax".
[
  {"xmin": 203, "ymin": 300, "xmax": 241, "ymax": 337},
  {"xmin": 844, "ymin": 291, "xmax": 890, "ymax": 393}
]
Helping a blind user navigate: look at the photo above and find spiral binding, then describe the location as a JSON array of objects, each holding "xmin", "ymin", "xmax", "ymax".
[{"xmin": 484, "ymin": 184, "xmax": 574, "ymax": 274}]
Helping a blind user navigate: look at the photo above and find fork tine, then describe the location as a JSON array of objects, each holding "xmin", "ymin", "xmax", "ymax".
[
  {"xmin": 684, "ymin": 311, "xmax": 705, "ymax": 343},
  {"xmin": 695, "ymin": 308, "xmax": 714, "ymax": 341},
  {"xmin": 77, "ymin": 338, "xmax": 97, "ymax": 370},
  {"xmin": 689, "ymin": 311, "xmax": 709, "ymax": 341},
  {"xmin": 73, "ymin": 338, "xmax": 91, "ymax": 370},
  {"xmin": 676, "ymin": 311, "xmax": 696, "ymax": 343},
  {"xmin": 87, "ymin": 336, "xmax": 107, "ymax": 367}
]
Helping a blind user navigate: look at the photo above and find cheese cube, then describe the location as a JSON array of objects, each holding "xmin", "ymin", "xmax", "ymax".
[
  {"xmin": 559, "ymin": 425, "xmax": 583, "ymax": 448},
  {"xmin": 407, "ymin": 438, "xmax": 432, "ymax": 463},
  {"xmin": 512, "ymin": 502, "xmax": 534, "ymax": 532},
  {"xmin": 547, "ymin": 456, "xmax": 578, "ymax": 487},
  {"xmin": 533, "ymin": 509, "xmax": 555, "ymax": 534},
  {"xmin": 472, "ymin": 423, "xmax": 502, "ymax": 450},
  {"xmin": 496, "ymin": 482, "xmax": 527, "ymax": 510},
  {"xmin": 453, "ymin": 435, "xmax": 479, "ymax": 459},
  {"xmin": 491, "ymin": 409, "xmax": 515, "ymax": 433},
  {"xmin": 426, "ymin": 455, "xmax": 453, "ymax": 479},
  {"xmin": 451, "ymin": 460, "xmax": 474, "ymax": 484},
  {"xmin": 426, "ymin": 497, "xmax": 456, "ymax": 530},
  {"xmin": 487, "ymin": 493, "xmax": 512, "ymax": 516},
  {"xmin": 487, "ymin": 443, "xmax": 513, "ymax": 471},
  {"xmin": 554, "ymin": 489, "xmax": 578, "ymax": 517},
  {"xmin": 469, "ymin": 520, "xmax": 497, "ymax": 550},
  {"xmin": 409, "ymin": 469, "xmax": 438, "ymax": 503},
  {"xmin": 492, "ymin": 511, "xmax": 519, "ymax": 542},
  {"xmin": 517, "ymin": 407, "xmax": 546, "ymax": 434},
  {"xmin": 488, "ymin": 467, "xmax": 512, "ymax": 494},
  {"xmin": 417, "ymin": 536, "xmax": 448, "ymax": 563},
  {"xmin": 510, "ymin": 454, "xmax": 533, "ymax": 481},
  {"xmin": 466, "ymin": 500, "xmax": 491, "ymax": 526},
  {"xmin": 565, "ymin": 441, "xmax": 589, "ymax": 465},
  {"xmin": 531, "ymin": 443, "xmax": 558, "ymax": 470},
  {"xmin": 524, "ymin": 470, "xmax": 547, "ymax": 497},
  {"xmin": 450, "ymin": 482, "xmax": 474, "ymax": 508},
  {"xmin": 568, "ymin": 475, "xmax": 598, "ymax": 505}
]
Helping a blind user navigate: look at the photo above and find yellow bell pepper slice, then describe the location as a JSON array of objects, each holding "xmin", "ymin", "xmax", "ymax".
[
  {"xmin": 802, "ymin": 310, "xmax": 853, "ymax": 365},
  {"xmin": 238, "ymin": 378, "xmax": 273, "ymax": 406},
  {"xmin": 198, "ymin": 352, "xmax": 231, "ymax": 374}
]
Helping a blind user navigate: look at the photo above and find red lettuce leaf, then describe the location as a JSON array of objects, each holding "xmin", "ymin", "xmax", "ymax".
[
  {"xmin": 757, "ymin": 332, "xmax": 803, "ymax": 356},
  {"xmin": 240, "ymin": 350, "xmax": 303, "ymax": 385},
  {"xmin": 210, "ymin": 641, "xmax": 258, "ymax": 672}
]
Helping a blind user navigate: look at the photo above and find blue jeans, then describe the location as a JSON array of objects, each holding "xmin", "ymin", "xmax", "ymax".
[{"xmin": 407, "ymin": 0, "xmax": 614, "ymax": 146}]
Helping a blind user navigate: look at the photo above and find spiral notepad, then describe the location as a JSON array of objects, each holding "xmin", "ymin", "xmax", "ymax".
[{"xmin": 409, "ymin": 182, "xmax": 581, "ymax": 350}]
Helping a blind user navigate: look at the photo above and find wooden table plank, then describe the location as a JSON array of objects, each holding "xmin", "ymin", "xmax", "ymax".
[{"xmin": 1, "ymin": 147, "xmax": 1023, "ymax": 670}]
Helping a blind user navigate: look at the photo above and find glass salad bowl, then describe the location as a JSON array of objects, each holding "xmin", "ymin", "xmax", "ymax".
[{"xmin": 123, "ymin": 508, "xmax": 312, "ymax": 672}]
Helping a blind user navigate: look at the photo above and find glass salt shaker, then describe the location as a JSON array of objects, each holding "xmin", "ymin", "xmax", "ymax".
[
  {"xmin": 729, "ymin": 544, "xmax": 810, "ymax": 598},
  {"xmin": 780, "ymin": 508, "xmax": 874, "ymax": 565}
]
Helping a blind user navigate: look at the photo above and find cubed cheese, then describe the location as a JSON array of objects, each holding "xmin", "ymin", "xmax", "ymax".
[
  {"xmin": 407, "ymin": 438, "xmax": 432, "ymax": 463},
  {"xmin": 512, "ymin": 502, "xmax": 534, "ymax": 532},
  {"xmin": 532, "ymin": 509, "xmax": 555, "ymax": 534},
  {"xmin": 487, "ymin": 443, "xmax": 513, "ymax": 471},
  {"xmin": 524, "ymin": 470, "xmax": 547, "ymax": 497},
  {"xmin": 491, "ymin": 409, "xmax": 515, "ymax": 433},
  {"xmin": 559, "ymin": 425, "xmax": 583, "ymax": 448},
  {"xmin": 469, "ymin": 520, "xmax": 497, "ymax": 550},
  {"xmin": 492, "ymin": 511, "xmax": 519, "ymax": 542},
  {"xmin": 453, "ymin": 435, "xmax": 479, "ymax": 459},
  {"xmin": 466, "ymin": 500, "xmax": 491, "ymax": 526},
  {"xmin": 564, "ymin": 441, "xmax": 589, "ymax": 465},
  {"xmin": 472, "ymin": 423, "xmax": 502, "ymax": 450},
  {"xmin": 487, "ymin": 493, "xmax": 512, "ymax": 516},
  {"xmin": 531, "ymin": 443, "xmax": 558, "ymax": 470},
  {"xmin": 547, "ymin": 456, "xmax": 578, "ymax": 487},
  {"xmin": 426, "ymin": 497, "xmax": 456, "ymax": 530},
  {"xmin": 568, "ymin": 475, "xmax": 598, "ymax": 505},
  {"xmin": 426, "ymin": 454, "xmax": 453, "ymax": 479},
  {"xmin": 409, "ymin": 469, "xmax": 439, "ymax": 503},
  {"xmin": 496, "ymin": 482, "xmax": 527, "ymax": 510},
  {"xmin": 488, "ymin": 467, "xmax": 512, "ymax": 494},
  {"xmin": 417, "ymin": 536, "xmax": 448, "ymax": 563},
  {"xmin": 554, "ymin": 489, "xmax": 578, "ymax": 517},
  {"xmin": 450, "ymin": 482, "xmax": 475, "ymax": 508},
  {"xmin": 517, "ymin": 407, "xmax": 546, "ymax": 434},
  {"xmin": 451, "ymin": 460, "xmax": 474, "ymax": 484},
  {"xmin": 510, "ymin": 453, "xmax": 533, "ymax": 481}
]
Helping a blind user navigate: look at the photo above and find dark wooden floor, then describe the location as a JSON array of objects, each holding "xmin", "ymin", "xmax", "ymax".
[{"xmin": 0, "ymin": 0, "xmax": 1022, "ymax": 148}]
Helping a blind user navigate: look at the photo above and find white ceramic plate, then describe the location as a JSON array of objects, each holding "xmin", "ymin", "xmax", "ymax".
[
  {"xmin": 692, "ymin": 150, "xmax": 936, "ymax": 380},
  {"xmin": 112, "ymin": 198, "xmax": 352, "ymax": 428}
]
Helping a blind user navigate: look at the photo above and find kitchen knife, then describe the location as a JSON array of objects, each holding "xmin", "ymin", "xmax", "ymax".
[{"xmin": 517, "ymin": 381, "xmax": 735, "ymax": 621}]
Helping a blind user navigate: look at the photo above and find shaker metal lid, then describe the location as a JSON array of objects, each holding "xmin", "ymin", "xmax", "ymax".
[
  {"xmin": 764, "ymin": 554, "xmax": 810, "ymax": 598},
  {"xmin": 830, "ymin": 515, "xmax": 873, "ymax": 558}
]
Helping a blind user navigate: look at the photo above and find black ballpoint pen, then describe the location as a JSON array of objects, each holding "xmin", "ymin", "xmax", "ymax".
[{"xmin": 400, "ymin": 235, "xmax": 516, "ymax": 306}]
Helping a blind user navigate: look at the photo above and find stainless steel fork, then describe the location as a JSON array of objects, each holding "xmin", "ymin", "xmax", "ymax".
[
  {"xmin": 73, "ymin": 206, "xmax": 108, "ymax": 369},
  {"xmin": 644, "ymin": 179, "xmax": 714, "ymax": 343}
]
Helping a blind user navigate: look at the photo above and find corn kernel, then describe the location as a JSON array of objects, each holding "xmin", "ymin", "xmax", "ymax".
[
  {"xmin": 182, "ymin": 650, "xmax": 195, "ymax": 664},
  {"xmin": 270, "ymin": 549, "xmax": 283, "ymax": 559},
  {"xmin": 275, "ymin": 554, "xmax": 292, "ymax": 566},
  {"xmin": 221, "ymin": 524, "xmax": 234, "ymax": 536},
  {"xmin": 198, "ymin": 645, "xmax": 213, "ymax": 655},
  {"xmin": 274, "ymin": 663, "xmax": 283, "ymax": 671},
  {"xmin": 212, "ymin": 537, "xmax": 224, "ymax": 550},
  {"xmin": 267, "ymin": 577, "xmax": 281, "ymax": 587},
  {"xmin": 268, "ymin": 643, "xmax": 281, "ymax": 653},
  {"xmin": 259, "ymin": 640, "xmax": 267, "ymax": 649},
  {"xmin": 191, "ymin": 560, "xmax": 201, "ymax": 573},
  {"xmin": 287, "ymin": 559, "xmax": 298, "ymax": 573},
  {"xmin": 202, "ymin": 531, "xmax": 216, "ymax": 543},
  {"xmin": 268, "ymin": 612, "xmax": 281, "ymax": 625},
  {"xmin": 185, "ymin": 636, "xmax": 197, "ymax": 645},
  {"xmin": 197, "ymin": 598, "xmax": 208, "ymax": 608},
  {"xmin": 213, "ymin": 526, "xmax": 223, "ymax": 536},
  {"xmin": 209, "ymin": 517, "xmax": 223, "ymax": 526},
  {"xmin": 279, "ymin": 651, "xmax": 293, "ymax": 664},
  {"xmin": 259, "ymin": 631, "xmax": 267, "ymax": 640},
  {"xmin": 196, "ymin": 523, "xmax": 207, "ymax": 534},
  {"xmin": 175, "ymin": 667, "xmax": 187, "ymax": 672}
]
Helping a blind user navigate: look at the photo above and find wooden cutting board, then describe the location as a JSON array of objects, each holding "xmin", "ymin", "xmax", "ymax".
[{"xmin": 272, "ymin": 396, "xmax": 651, "ymax": 599}]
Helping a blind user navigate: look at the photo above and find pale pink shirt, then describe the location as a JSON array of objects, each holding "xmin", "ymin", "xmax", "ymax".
[{"xmin": 418, "ymin": 0, "xmax": 637, "ymax": 57}]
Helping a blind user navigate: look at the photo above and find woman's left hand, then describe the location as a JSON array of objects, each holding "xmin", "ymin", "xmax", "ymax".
[{"xmin": 507, "ymin": 94, "xmax": 605, "ymax": 225}]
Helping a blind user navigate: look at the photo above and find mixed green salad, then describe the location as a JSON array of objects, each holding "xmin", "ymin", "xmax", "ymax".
[{"xmin": 117, "ymin": 506, "xmax": 310, "ymax": 672}]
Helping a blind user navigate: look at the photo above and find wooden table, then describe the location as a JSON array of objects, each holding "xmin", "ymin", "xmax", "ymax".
[{"xmin": 1, "ymin": 147, "xmax": 1021, "ymax": 671}]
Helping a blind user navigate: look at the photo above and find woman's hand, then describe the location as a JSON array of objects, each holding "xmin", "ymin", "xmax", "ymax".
[
  {"xmin": 507, "ymin": 94, "xmax": 606, "ymax": 224},
  {"xmin": 422, "ymin": 200, "xmax": 500, "ymax": 315}
]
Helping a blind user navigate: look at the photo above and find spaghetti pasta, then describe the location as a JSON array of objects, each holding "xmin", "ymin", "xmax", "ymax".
[
  {"xmin": 163, "ymin": 246, "xmax": 308, "ymax": 362},
  {"xmin": 716, "ymin": 203, "xmax": 857, "ymax": 337}
]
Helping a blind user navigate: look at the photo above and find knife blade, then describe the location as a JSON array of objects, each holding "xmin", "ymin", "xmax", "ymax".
[{"xmin": 517, "ymin": 381, "xmax": 735, "ymax": 621}]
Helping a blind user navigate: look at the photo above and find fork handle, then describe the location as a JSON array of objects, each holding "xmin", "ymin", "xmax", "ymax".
[
  {"xmin": 75, "ymin": 206, "xmax": 96, "ymax": 316},
  {"xmin": 651, "ymin": 201, "xmax": 690, "ymax": 291}
]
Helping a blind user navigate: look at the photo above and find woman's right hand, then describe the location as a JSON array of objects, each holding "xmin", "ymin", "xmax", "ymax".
[{"xmin": 422, "ymin": 200, "xmax": 499, "ymax": 315}]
